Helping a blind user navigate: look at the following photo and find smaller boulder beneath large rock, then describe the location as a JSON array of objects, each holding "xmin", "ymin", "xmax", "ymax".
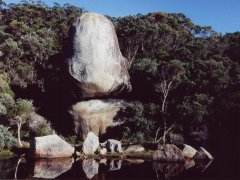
[
  {"xmin": 31, "ymin": 135, "xmax": 74, "ymax": 158},
  {"xmin": 82, "ymin": 132, "xmax": 99, "ymax": 155},
  {"xmin": 182, "ymin": 144, "xmax": 197, "ymax": 159},
  {"xmin": 101, "ymin": 139, "xmax": 123, "ymax": 153},
  {"xmin": 69, "ymin": 99, "xmax": 126, "ymax": 140},
  {"xmin": 152, "ymin": 144, "xmax": 184, "ymax": 161}
]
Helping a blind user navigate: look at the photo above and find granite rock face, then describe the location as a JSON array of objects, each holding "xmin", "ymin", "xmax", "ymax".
[
  {"xmin": 69, "ymin": 12, "xmax": 131, "ymax": 99},
  {"xmin": 69, "ymin": 99, "xmax": 126, "ymax": 139},
  {"xmin": 31, "ymin": 135, "xmax": 75, "ymax": 158}
]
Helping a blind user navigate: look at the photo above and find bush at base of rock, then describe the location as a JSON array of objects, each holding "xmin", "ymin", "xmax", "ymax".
[
  {"xmin": 28, "ymin": 112, "xmax": 53, "ymax": 137},
  {"xmin": 0, "ymin": 125, "xmax": 18, "ymax": 150}
]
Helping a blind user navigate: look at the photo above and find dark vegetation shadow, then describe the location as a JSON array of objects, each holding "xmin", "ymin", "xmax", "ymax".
[{"xmin": 11, "ymin": 28, "xmax": 78, "ymax": 136}]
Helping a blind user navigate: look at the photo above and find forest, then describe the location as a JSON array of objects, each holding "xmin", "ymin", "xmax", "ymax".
[{"xmin": 0, "ymin": 0, "xmax": 239, "ymax": 153}]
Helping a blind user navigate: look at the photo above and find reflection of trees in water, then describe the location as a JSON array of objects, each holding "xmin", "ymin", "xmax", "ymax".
[
  {"xmin": 153, "ymin": 161, "xmax": 185, "ymax": 179},
  {"xmin": 0, "ymin": 158, "xmax": 18, "ymax": 179}
]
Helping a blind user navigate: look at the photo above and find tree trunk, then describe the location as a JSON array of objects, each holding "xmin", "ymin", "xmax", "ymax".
[
  {"xmin": 17, "ymin": 122, "xmax": 22, "ymax": 147},
  {"xmin": 163, "ymin": 117, "xmax": 166, "ymax": 146}
]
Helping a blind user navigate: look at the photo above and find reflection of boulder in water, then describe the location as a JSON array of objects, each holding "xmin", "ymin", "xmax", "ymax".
[
  {"xmin": 126, "ymin": 158, "xmax": 145, "ymax": 164},
  {"xmin": 0, "ymin": 158, "xmax": 18, "ymax": 179},
  {"xmin": 109, "ymin": 159, "xmax": 122, "ymax": 171},
  {"xmin": 82, "ymin": 159, "xmax": 99, "ymax": 179},
  {"xmin": 194, "ymin": 159, "xmax": 213, "ymax": 172},
  {"xmin": 184, "ymin": 159, "xmax": 196, "ymax": 170},
  {"xmin": 33, "ymin": 158, "xmax": 73, "ymax": 179},
  {"xmin": 153, "ymin": 161, "xmax": 185, "ymax": 177}
]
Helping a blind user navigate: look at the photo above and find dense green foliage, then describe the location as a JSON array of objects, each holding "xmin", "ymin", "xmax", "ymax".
[
  {"xmin": 0, "ymin": 125, "xmax": 17, "ymax": 150},
  {"xmin": 0, "ymin": 1, "xmax": 239, "ymax": 147}
]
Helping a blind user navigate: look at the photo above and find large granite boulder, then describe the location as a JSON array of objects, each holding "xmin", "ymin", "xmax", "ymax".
[
  {"xmin": 68, "ymin": 12, "xmax": 131, "ymax": 99},
  {"xmin": 82, "ymin": 132, "xmax": 99, "ymax": 155},
  {"xmin": 152, "ymin": 144, "xmax": 184, "ymax": 161},
  {"xmin": 69, "ymin": 99, "xmax": 126, "ymax": 139},
  {"xmin": 31, "ymin": 135, "xmax": 75, "ymax": 158}
]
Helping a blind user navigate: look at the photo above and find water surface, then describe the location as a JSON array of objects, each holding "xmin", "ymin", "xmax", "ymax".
[{"xmin": 1, "ymin": 156, "xmax": 233, "ymax": 179}]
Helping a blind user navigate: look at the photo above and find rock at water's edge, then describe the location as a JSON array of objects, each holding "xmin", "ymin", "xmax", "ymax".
[
  {"xmin": 31, "ymin": 135, "xmax": 74, "ymax": 158},
  {"xmin": 125, "ymin": 145, "xmax": 145, "ymax": 153},
  {"xmin": 152, "ymin": 144, "xmax": 185, "ymax": 161},
  {"xmin": 82, "ymin": 132, "xmax": 99, "ymax": 155},
  {"xmin": 182, "ymin": 144, "xmax": 197, "ymax": 159},
  {"xmin": 101, "ymin": 139, "xmax": 123, "ymax": 153}
]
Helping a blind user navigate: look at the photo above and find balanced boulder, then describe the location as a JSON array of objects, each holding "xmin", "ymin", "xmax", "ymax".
[
  {"xmin": 31, "ymin": 135, "xmax": 74, "ymax": 158},
  {"xmin": 68, "ymin": 12, "xmax": 131, "ymax": 99}
]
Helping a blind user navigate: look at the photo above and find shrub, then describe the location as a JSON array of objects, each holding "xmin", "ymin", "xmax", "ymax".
[
  {"xmin": 119, "ymin": 101, "xmax": 158, "ymax": 143},
  {"xmin": 65, "ymin": 135, "xmax": 78, "ymax": 145},
  {"xmin": 0, "ymin": 74, "xmax": 14, "ymax": 97},
  {"xmin": 28, "ymin": 112, "xmax": 53, "ymax": 137},
  {"xmin": 0, "ymin": 93, "xmax": 15, "ymax": 108},
  {"xmin": 0, "ymin": 103, "xmax": 7, "ymax": 116},
  {"xmin": 0, "ymin": 125, "xmax": 18, "ymax": 150}
]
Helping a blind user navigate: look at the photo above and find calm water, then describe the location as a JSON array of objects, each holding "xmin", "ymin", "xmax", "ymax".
[{"xmin": 0, "ymin": 155, "xmax": 238, "ymax": 180}]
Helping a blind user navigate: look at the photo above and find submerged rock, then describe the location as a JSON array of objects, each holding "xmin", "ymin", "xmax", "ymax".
[
  {"xmin": 182, "ymin": 144, "xmax": 197, "ymax": 159},
  {"xmin": 69, "ymin": 99, "xmax": 126, "ymax": 139},
  {"xmin": 31, "ymin": 135, "xmax": 74, "ymax": 158},
  {"xmin": 82, "ymin": 132, "xmax": 99, "ymax": 155},
  {"xmin": 152, "ymin": 144, "xmax": 184, "ymax": 161},
  {"xmin": 69, "ymin": 12, "xmax": 131, "ymax": 99},
  {"xmin": 82, "ymin": 159, "xmax": 99, "ymax": 179},
  {"xmin": 33, "ymin": 158, "xmax": 73, "ymax": 179}
]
